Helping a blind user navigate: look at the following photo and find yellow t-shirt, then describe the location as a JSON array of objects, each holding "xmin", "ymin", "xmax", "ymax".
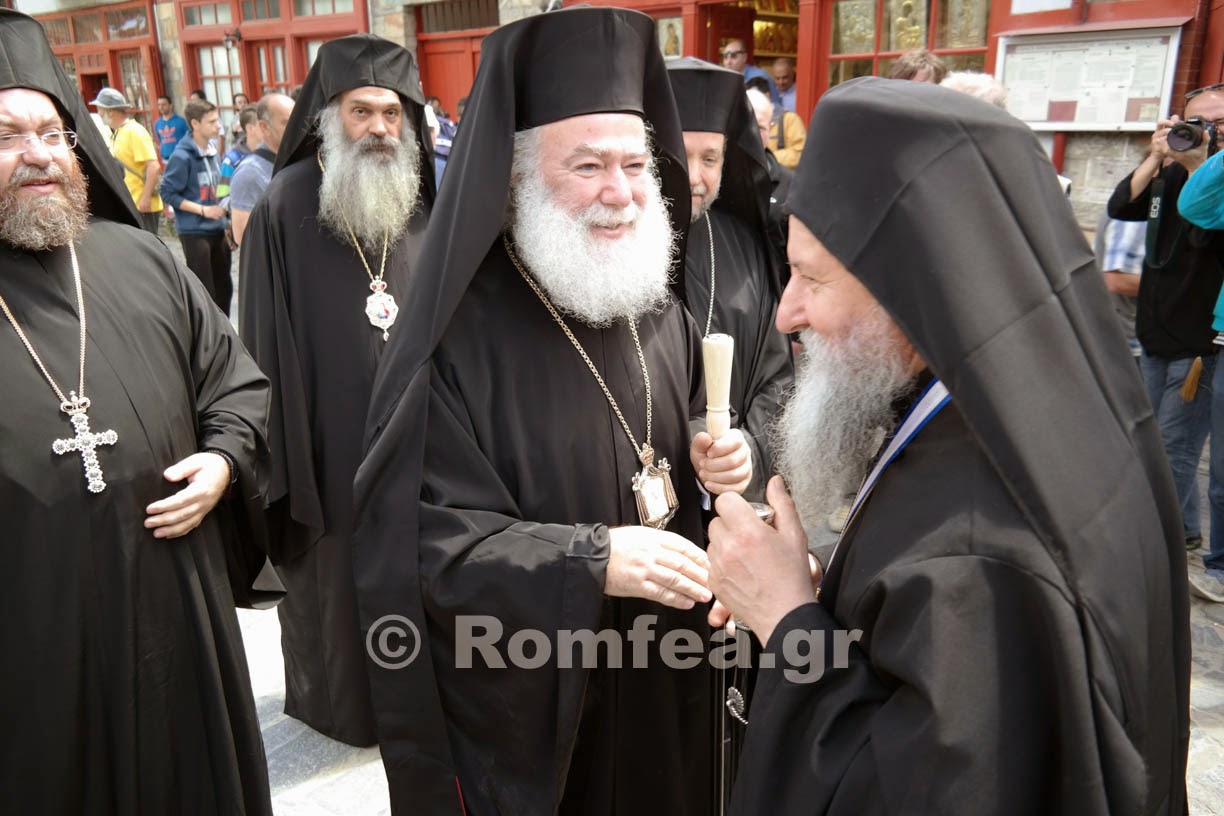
[{"xmin": 111, "ymin": 119, "xmax": 162, "ymax": 212}]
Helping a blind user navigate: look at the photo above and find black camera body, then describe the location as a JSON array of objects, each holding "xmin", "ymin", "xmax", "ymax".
[{"xmin": 1168, "ymin": 117, "xmax": 1220, "ymax": 155}]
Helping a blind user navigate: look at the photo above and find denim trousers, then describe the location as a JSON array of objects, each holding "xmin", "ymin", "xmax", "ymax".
[
  {"xmin": 1210, "ymin": 358, "xmax": 1224, "ymax": 570},
  {"xmin": 1140, "ymin": 352, "xmax": 1215, "ymax": 543}
]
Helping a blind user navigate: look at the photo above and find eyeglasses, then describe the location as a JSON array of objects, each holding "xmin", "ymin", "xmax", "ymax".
[
  {"xmin": 1186, "ymin": 83, "xmax": 1224, "ymax": 101},
  {"xmin": 0, "ymin": 130, "xmax": 78, "ymax": 155},
  {"xmin": 722, "ymin": 49, "xmax": 746, "ymax": 59}
]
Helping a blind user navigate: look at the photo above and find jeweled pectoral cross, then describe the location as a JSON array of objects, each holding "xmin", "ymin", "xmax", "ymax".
[{"xmin": 51, "ymin": 394, "xmax": 118, "ymax": 493}]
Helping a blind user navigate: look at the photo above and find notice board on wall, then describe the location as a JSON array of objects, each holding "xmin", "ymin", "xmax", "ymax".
[{"xmin": 997, "ymin": 27, "xmax": 1181, "ymax": 131}]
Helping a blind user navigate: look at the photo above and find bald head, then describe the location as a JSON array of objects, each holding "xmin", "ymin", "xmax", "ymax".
[
  {"xmin": 255, "ymin": 92, "xmax": 294, "ymax": 153},
  {"xmin": 772, "ymin": 58, "xmax": 795, "ymax": 93}
]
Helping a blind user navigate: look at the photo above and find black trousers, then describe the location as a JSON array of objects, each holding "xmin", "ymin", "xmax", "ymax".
[
  {"xmin": 138, "ymin": 211, "xmax": 160, "ymax": 235},
  {"xmin": 179, "ymin": 232, "xmax": 233, "ymax": 318}
]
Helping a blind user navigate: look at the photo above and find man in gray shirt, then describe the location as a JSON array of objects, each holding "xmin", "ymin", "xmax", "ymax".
[{"xmin": 230, "ymin": 93, "xmax": 293, "ymax": 246}]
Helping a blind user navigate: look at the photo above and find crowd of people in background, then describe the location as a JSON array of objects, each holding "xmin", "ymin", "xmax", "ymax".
[{"xmin": 0, "ymin": 3, "xmax": 1212, "ymax": 811}]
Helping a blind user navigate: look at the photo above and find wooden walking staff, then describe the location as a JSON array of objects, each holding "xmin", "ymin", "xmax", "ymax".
[{"xmin": 702, "ymin": 332, "xmax": 741, "ymax": 814}]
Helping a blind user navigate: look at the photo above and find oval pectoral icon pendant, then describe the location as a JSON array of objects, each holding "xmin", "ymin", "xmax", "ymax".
[{"xmin": 366, "ymin": 279, "xmax": 398, "ymax": 341}]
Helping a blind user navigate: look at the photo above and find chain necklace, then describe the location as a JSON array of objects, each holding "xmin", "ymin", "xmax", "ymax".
[
  {"xmin": 317, "ymin": 152, "xmax": 397, "ymax": 340},
  {"xmin": 0, "ymin": 242, "xmax": 118, "ymax": 493},
  {"xmin": 504, "ymin": 235, "xmax": 679, "ymax": 529},
  {"xmin": 702, "ymin": 209, "xmax": 717, "ymax": 337}
]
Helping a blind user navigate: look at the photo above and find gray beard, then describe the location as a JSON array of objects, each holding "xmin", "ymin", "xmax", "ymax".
[
  {"xmin": 774, "ymin": 317, "xmax": 917, "ymax": 531},
  {"xmin": 317, "ymin": 104, "xmax": 422, "ymax": 251},
  {"xmin": 508, "ymin": 158, "xmax": 676, "ymax": 328},
  {"xmin": 0, "ymin": 161, "xmax": 89, "ymax": 251},
  {"xmin": 689, "ymin": 179, "xmax": 720, "ymax": 224}
]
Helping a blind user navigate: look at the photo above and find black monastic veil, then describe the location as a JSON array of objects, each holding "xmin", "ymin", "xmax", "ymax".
[
  {"xmin": 730, "ymin": 76, "xmax": 1189, "ymax": 815},
  {"xmin": 238, "ymin": 33, "xmax": 436, "ymax": 747},
  {"xmin": 0, "ymin": 9, "xmax": 275, "ymax": 812},
  {"xmin": 353, "ymin": 7, "xmax": 727, "ymax": 814}
]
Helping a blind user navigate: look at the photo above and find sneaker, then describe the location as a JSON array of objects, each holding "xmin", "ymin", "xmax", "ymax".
[
  {"xmin": 1189, "ymin": 571, "xmax": 1224, "ymax": 603},
  {"xmin": 1187, "ymin": 534, "xmax": 1203, "ymax": 552}
]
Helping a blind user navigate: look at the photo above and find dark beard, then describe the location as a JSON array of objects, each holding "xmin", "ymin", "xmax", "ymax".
[{"xmin": 0, "ymin": 160, "xmax": 90, "ymax": 251}]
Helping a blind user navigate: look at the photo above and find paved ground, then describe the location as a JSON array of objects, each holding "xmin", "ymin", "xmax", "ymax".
[{"xmin": 168, "ymin": 234, "xmax": 1224, "ymax": 814}]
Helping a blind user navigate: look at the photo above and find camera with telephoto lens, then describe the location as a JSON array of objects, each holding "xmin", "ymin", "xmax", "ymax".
[{"xmin": 1167, "ymin": 117, "xmax": 1220, "ymax": 154}]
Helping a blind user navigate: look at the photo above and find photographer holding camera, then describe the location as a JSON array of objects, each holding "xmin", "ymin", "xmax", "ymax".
[{"xmin": 1108, "ymin": 84, "xmax": 1224, "ymax": 601}]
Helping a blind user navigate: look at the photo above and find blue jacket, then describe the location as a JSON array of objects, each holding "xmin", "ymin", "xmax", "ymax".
[
  {"xmin": 154, "ymin": 113, "xmax": 189, "ymax": 162},
  {"xmin": 160, "ymin": 134, "xmax": 225, "ymax": 236}
]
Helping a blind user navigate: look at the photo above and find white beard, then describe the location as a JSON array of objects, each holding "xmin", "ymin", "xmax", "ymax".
[
  {"xmin": 774, "ymin": 315, "xmax": 918, "ymax": 531},
  {"xmin": 317, "ymin": 103, "xmax": 422, "ymax": 250},
  {"xmin": 509, "ymin": 154, "xmax": 676, "ymax": 327}
]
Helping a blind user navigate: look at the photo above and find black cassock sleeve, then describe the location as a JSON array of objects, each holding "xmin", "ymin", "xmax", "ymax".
[
  {"xmin": 178, "ymin": 251, "xmax": 281, "ymax": 608},
  {"xmin": 417, "ymin": 361, "xmax": 612, "ymax": 812},
  {"xmin": 238, "ymin": 194, "xmax": 325, "ymax": 564},
  {"xmin": 730, "ymin": 552, "xmax": 1115, "ymax": 816}
]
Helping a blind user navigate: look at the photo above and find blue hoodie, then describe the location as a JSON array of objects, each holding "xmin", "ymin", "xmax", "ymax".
[{"xmin": 160, "ymin": 133, "xmax": 225, "ymax": 236}]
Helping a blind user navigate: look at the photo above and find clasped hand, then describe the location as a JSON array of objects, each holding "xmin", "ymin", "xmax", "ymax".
[
  {"xmin": 690, "ymin": 428, "xmax": 752, "ymax": 495},
  {"xmin": 605, "ymin": 526, "xmax": 713, "ymax": 610}
]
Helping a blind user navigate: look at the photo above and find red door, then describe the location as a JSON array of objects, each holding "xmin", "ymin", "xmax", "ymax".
[
  {"xmin": 417, "ymin": 28, "xmax": 492, "ymax": 118},
  {"xmin": 79, "ymin": 71, "xmax": 107, "ymax": 108}
]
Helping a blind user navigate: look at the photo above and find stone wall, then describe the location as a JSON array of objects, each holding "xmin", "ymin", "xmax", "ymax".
[
  {"xmin": 498, "ymin": 0, "xmax": 540, "ymax": 26},
  {"xmin": 153, "ymin": 0, "xmax": 183, "ymax": 105},
  {"xmin": 371, "ymin": 0, "xmax": 410, "ymax": 48},
  {"xmin": 1063, "ymin": 131, "xmax": 1151, "ymax": 231}
]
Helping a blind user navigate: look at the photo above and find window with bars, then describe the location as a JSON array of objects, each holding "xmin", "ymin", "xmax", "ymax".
[
  {"xmin": 242, "ymin": 0, "xmax": 281, "ymax": 20},
  {"xmin": 828, "ymin": 0, "xmax": 989, "ymax": 88},
  {"xmin": 292, "ymin": 0, "xmax": 353, "ymax": 16},
  {"xmin": 118, "ymin": 50, "xmax": 152, "ymax": 128},
  {"xmin": 184, "ymin": 3, "xmax": 233, "ymax": 26},
  {"xmin": 419, "ymin": 0, "xmax": 497, "ymax": 34},
  {"xmin": 41, "ymin": 18, "xmax": 72, "ymax": 46},
  {"xmin": 58, "ymin": 57, "xmax": 77, "ymax": 88},
  {"xmin": 72, "ymin": 13, "xmax": 103, "ymax": 44}
]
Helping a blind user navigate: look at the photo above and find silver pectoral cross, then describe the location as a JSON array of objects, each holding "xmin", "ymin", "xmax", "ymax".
[{"xmin": 51, "ymin": 394, "xmax": 118, "ymax": 493}]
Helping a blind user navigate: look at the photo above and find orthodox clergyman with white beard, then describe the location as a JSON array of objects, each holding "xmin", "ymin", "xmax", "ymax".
[
  {"xmin": 353, "ymin": 8, "xmax": 752, "ymax": 814},
  {"xmin": 239, "ymin": 34, "xmax": 434, "ymax": 748},
  {"xmin": 707, "ymin": 77, "xmax": 1190, "ymax": 814}
]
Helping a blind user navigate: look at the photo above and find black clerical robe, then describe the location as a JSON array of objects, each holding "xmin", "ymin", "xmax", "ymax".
[
  {"xmin": 0, "ymin": 221, "xmax": 272, "ymax": 814},
  {"xmin": 685, "ymin": 209, "xmax": 791, "ymax": 493},
  {"xmin": 730, "ymin": 403, "xmax": 1185, "ymax": 815},
  {"xmin": 415, "ymin": 240, "xmax": 713, "ymax": 815},
  {"xmin": 239, "ymin": 156, "xmax": 429, "ymax": 746}
]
